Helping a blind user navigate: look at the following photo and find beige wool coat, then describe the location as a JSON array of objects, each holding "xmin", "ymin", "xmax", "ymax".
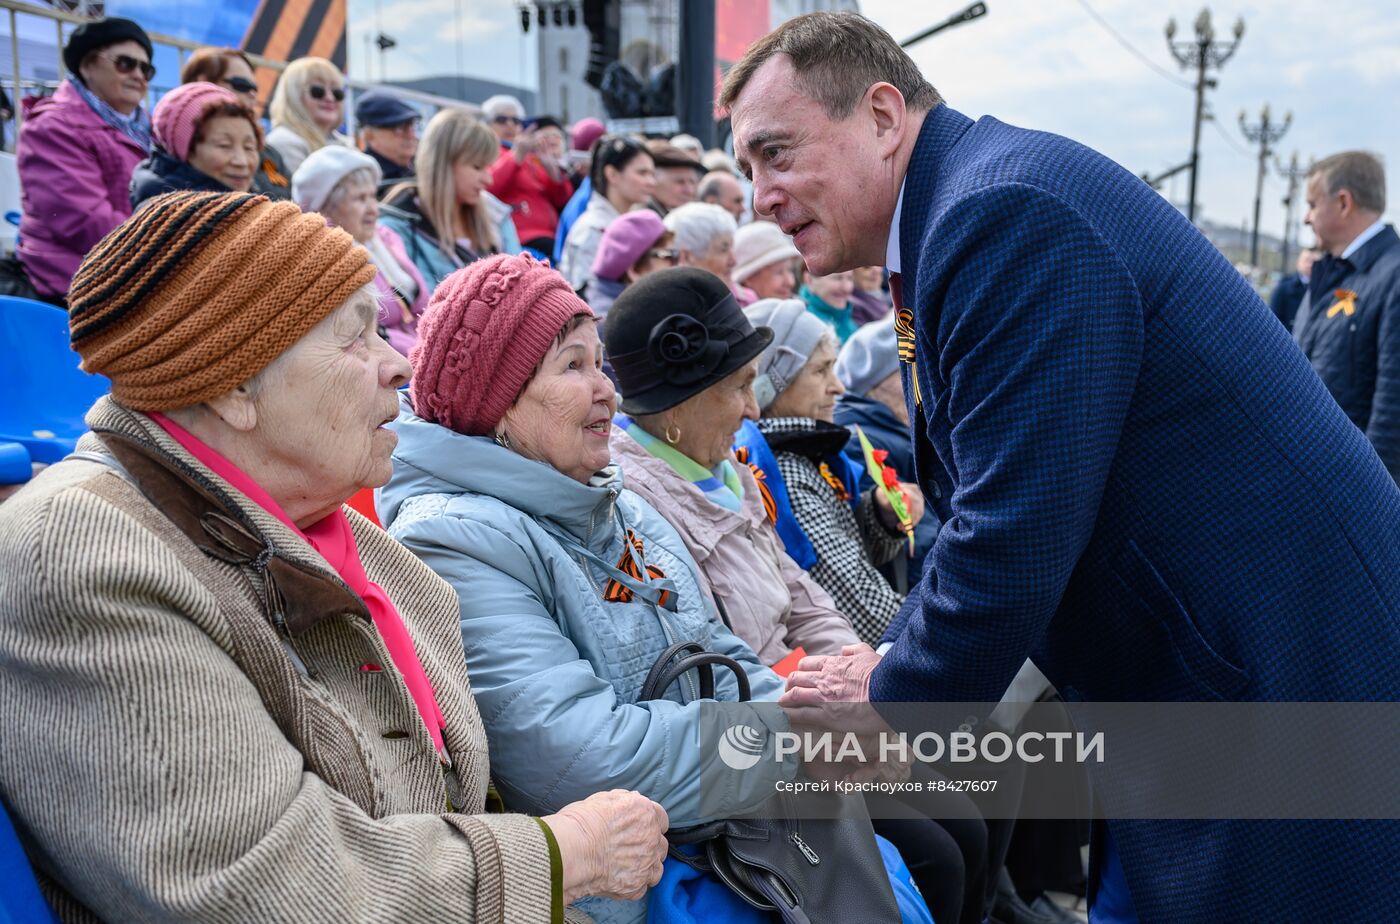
[{"xmin": 0, "ymin": 398, "xmax": 564, "ymax": 923}]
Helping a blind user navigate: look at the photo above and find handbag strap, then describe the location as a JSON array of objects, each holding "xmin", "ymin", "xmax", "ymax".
[
  {"xmin": 647, "ymin": 651, "xmax": 753, "ymax": 704},
  {"xmin": 535, "ymin": 515, "xmax": 679, "ymax": 612}
]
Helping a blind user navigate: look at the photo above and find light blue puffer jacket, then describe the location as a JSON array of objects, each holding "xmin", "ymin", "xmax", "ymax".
[{"xmin": 378, "ymin": 399, "xmax": 794, "ymax": 921}]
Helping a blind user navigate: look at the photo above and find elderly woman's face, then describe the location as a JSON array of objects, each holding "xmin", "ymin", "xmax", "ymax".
[
  {"xmin": 246, "ymin": 292, "xmax": 410, "ymax": 510},
  {"xmin": 666, "ymin": 359, "xmax": 760, "ymax": 469},
  {"xmin": 852, "ymin": 265, "xmax": 885, "ymax": 292},
  {"xmin": 744, "ymin": 261, "xmax": 796, "ymax": 300},
  {"xmin": 188, "ymin": 115, "xmax": 259, "ymax": 193},
  {"xmin": 806, "ymin": 270, "xmax": 855, "ymax": 309},
  {"xmin": 324, "ymin": 178, "xmax": 380, "ymax": 243},
  {"xmin": 686, "ymin": 232, "xmax": 736, "ymax": 284},
  {"xmin": 219, "ymin": 55, "xmax": 260, "ymax": 111},
  {"xmin": 765, "ymin": 339, "xmax": 844, "ymax": 423},
  {"xmin": 497, "ymin": 319, "xmax": 616, "ymax": 484},
  {"xmin": 79, "ymin": 40, "xmax": 151, "ymax": 115}
]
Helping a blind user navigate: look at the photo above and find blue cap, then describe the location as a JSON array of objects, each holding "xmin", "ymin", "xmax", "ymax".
[{"xmin": 354, "ymin": 89, "xmax": 419, "ymax": 127}]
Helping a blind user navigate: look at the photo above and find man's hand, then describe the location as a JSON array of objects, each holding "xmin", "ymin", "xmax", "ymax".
[{"xmin": 779, "ymin": 643, "xmax": 890, "ymax": 734}]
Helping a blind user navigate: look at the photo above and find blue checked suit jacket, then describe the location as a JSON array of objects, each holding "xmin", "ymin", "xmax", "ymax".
[{"xmin": 874, "ymin": 106, "xmax": 1400, "ymax": 921}]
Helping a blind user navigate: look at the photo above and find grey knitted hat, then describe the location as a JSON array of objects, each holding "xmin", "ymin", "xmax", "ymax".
[
  {"xmin": 835, "ymin": 316, "xmax": 899, "ymax": 397},
  {"xmin": 743, "ymin": 298, "xmax": 831, "ymax": 409}
]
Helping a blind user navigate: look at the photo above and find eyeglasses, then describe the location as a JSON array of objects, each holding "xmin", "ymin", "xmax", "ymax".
[
  {"xmin": 492, "ymin": 114, "xmax": 523, "ymax": 126},
  {"xmin": 307, "ymin": 84, "xmax": 345, "ymax": 102},
  {"xmin": 99, "ymin": 53, "xmax": 155, "ymax": 81},
  {"xmin": 222, "ymin": 76, "xmax": 258, "ymax": 95},
  {"xmin": 648, "ymin": 248, "xmax": 680, "ymax": 264}
]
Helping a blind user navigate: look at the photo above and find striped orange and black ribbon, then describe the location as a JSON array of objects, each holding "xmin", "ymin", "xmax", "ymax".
[
  {"xmin": 733, "ymin": 447, "xmax": 777, "ymax": 524},
  {"xmin": 603, "ymin": 529, "xmax": 670, "ymax": 607},
  {"xmin": 894, "ymin": 306, "xmax": 923, "ymax": 409},
  {"xmin": 818, "ymin": 462, "xmax": 851, "ymax": 502},
  {"xmin": 241, "ymin": 0, "xmax": 348, "ymax": 110}
]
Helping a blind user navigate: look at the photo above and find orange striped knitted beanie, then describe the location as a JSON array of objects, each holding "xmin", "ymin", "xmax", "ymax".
[{"xmin": 69, "ymin": 190, "xmax": 378, "ymax": 411}]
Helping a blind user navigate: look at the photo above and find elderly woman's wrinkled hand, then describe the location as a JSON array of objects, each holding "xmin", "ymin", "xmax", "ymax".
[
  {"xmin": 779, "ymin": 643, "xmax": 891, "ymax": 735},
  {"xmin": 874, "ymin": 482, "xmax": 925, "ymax": 534},
  {"xmin": 545, "ymin": 789, "xmax": 669, "ymax": 904}
]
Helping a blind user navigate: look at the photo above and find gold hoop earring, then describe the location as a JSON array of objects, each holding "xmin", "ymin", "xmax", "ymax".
[{"xmin": 664, "ymin": 423, "xmax": 682, "ymax": 444}]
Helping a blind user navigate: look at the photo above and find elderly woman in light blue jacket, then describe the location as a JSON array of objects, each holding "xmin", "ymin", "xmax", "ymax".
[{"xmin": 377, "ymin": 253, "xmax": 796, "ymax": 924}]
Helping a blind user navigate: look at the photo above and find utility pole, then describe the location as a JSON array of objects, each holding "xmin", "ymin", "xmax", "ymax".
[
  {"xmin": 1165, "ymin": 8, "xmax": 1245, "ymax": 224},
  {"xmin": 1238, "ymin": 104, "xmax": 1292, "ymax": 270},
  {"xmin": 1276, "ymin": 151, "xmax": 1310, "ymax": 273}
]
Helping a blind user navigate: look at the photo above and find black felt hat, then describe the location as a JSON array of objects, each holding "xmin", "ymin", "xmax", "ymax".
[
  {"xmin": 605, "ymin": 267, "xmax": 773, "ymax": 415},
  {"xmin": 63, "ymin": 17, "xmax": 153, "ymax": 78}
]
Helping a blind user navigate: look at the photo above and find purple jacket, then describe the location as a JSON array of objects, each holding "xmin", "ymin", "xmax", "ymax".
[
  {"xmin": 17, "ymin": 81, "xmax": 147, "ymax": 299},
  {"xmin": 370, "ymin": 224, "xmax": 430, "ymax": 357}
]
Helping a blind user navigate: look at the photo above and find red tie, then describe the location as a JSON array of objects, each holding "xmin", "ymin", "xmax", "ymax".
[{"xmin": 888, "ymin": 271, "xmax": 904, "ymax": 310}]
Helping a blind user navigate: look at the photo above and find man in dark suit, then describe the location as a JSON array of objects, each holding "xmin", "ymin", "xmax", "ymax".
[
  {"xmin": 1268, "ymin": 245, "xmax": 1318, "ymax": 331},
  {"xmin": 722, "ymin": 12, "xmax": 1400, "ymax": 923},
  {"xmin": 1292, "ymin": 151, "xmax": 1400, "ymax": 479}
]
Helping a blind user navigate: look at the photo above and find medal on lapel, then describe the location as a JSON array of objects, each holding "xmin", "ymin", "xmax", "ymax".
[
  {"xmin": 1327, "ymin": 289, "xmax": 1359, "ymax": 319},
  {"xmin": 894, "ymin": 307, "xmax": 923, "ymax": 408}
]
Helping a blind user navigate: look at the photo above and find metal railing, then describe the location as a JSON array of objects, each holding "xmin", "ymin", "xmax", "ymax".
[{"xmin": 0, "ymin": 0, "xmax": 478, "ymax": 136}]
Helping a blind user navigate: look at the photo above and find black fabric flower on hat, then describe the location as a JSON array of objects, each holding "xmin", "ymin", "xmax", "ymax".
[{"xmin": 648, "ymin": 313, "xmax": 730, "ymax": 386}]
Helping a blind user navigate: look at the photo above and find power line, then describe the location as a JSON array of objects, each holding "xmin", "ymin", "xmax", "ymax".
[
  {"xmin": 1073, "ymin": 0, "xmax": 1195, "ymax": 91},
  {"xmin": 1210, "ymin": 116, "xmax": 1253, "ymax": 159}
]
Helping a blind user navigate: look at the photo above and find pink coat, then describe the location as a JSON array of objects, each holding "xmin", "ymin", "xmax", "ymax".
[
  {"xmin": 370, "ymin": 224, "xmax": 430, "ymax": 357},
  {"xmin": 17, "ymin": 81, "xmax": 148, "ymax": 299},
  {"xmin": 609, "ymin": 426, "xmax": 860, "ymax": 665}
]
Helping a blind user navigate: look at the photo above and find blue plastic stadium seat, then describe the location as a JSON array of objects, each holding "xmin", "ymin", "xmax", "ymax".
[
  {"xmin": 0, "ymin": 296, "xmax": 109, "ymax": 477},
  {"xmin": 0, "ymin": 798, "xmax": 57, "ymax": 923}
]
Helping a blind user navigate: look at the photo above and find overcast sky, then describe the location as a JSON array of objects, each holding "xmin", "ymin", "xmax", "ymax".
[
  {"xmin": 862, "ymin": 0, "xmax": 1400, "ymax": 256},
  {"xmin": 349, "ymin": 0, "xmax": 1399, "ymax": 257}
]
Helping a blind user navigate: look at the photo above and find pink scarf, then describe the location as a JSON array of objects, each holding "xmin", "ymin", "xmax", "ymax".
[{"xmin": 150, "ymin": 413, "xmax": 447, "ymax": 755}]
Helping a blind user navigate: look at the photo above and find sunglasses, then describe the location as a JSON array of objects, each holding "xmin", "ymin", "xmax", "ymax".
[
  {"xmin": 492, "ymin": 114, "xmax": 523, "ymax": 126},
  {"xmin": 100, "ymin": 53, "xmax": 155, "ymax": 81},
  {"xmin": 307, "ymin": 84, "xmax": 345, "ymax": 102},
  {"xmin": 222, "ymin": 76, "xmax": 258, "ymax": 95}
]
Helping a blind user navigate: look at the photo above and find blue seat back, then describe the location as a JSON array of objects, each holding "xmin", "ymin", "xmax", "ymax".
[
  {"xmin": 0, "ymin": 798, "xmax": 57, "ymax": 923},
  {"xmin": 0, "ymin": 296, "xmax": 109, "ymax": 467}
]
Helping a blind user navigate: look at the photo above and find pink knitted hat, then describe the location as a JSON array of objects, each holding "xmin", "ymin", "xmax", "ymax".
[
  {"xmin": 410, "ymin": 253, "xmax": 594, "ymax": 436},
  {"xmin": 153, "ymin": 82, "xmax": 241, "ymax": 162}
]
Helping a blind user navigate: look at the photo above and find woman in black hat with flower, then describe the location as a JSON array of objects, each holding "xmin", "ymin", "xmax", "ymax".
[
  {"xmin": 605, "ymin": 267, "xmax": 863, "ymax": 666},
  {"xmin": 16, "ymin": 17, "xmax": 155, "ymax": 304}
]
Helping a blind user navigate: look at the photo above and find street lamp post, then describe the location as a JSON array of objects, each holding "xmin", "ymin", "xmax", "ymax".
[
  {"xmin": 1275, "ymin": 151, "xmax": 1310, "ymax": 274},
  {"xmin": 1165, "ymin": 8, "xmax": 1244, "ymax": 224},
  {"xmin": 1238, "ymin": 104, "xmax": 1292, "ymax": 270}
]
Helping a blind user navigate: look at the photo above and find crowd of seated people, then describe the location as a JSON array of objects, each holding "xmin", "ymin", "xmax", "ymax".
[{"xmin": 0, "ymin": 16, "xmax": 1089, "ymax": 924}]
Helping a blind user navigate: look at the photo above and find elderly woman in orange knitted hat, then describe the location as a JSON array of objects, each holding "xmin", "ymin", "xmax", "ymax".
[{"xmin": 0, "ymin": 190, "xmax": 667, "ymax": 922}]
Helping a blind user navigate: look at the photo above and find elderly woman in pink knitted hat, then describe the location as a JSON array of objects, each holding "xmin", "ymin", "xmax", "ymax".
[
  {"xmin": 378, "ymin": 252, "xmax": 802, "ymax": 924},
  {"xmin": 130, "ymin": 82, "xmax": 262, "ymax": 208}
]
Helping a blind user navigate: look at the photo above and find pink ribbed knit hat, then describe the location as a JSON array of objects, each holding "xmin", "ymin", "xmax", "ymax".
[
  {"xmin": 410, "ymin": 253, "xmax": 594, "ymax": 436},
  {"xmin": 153, "ymin": 82, "xmax": 242, "ymax": 161}
]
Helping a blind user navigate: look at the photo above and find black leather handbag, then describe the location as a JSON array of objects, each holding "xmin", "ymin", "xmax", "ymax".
[{"xmin": 641, "ymin": 641, "xmax": 902, "ymax": 924}]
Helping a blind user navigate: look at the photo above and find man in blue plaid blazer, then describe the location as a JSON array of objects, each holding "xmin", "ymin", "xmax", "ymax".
[{"xmin": 724, "ymin": 12, "xmax": 1400, "ymax": 923}]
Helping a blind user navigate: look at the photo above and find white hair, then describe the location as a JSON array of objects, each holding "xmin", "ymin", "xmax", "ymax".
[
  {"xmin": 664, "ymin": 202, "xmax": 738, "ymax": 256},
  {"xmin": 481, "ymin": 94, "xmax": 525, "ymax": 120},
  {"xmin": 324, "ymin": 166, "xmax": 379, "ymax": 211}
]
